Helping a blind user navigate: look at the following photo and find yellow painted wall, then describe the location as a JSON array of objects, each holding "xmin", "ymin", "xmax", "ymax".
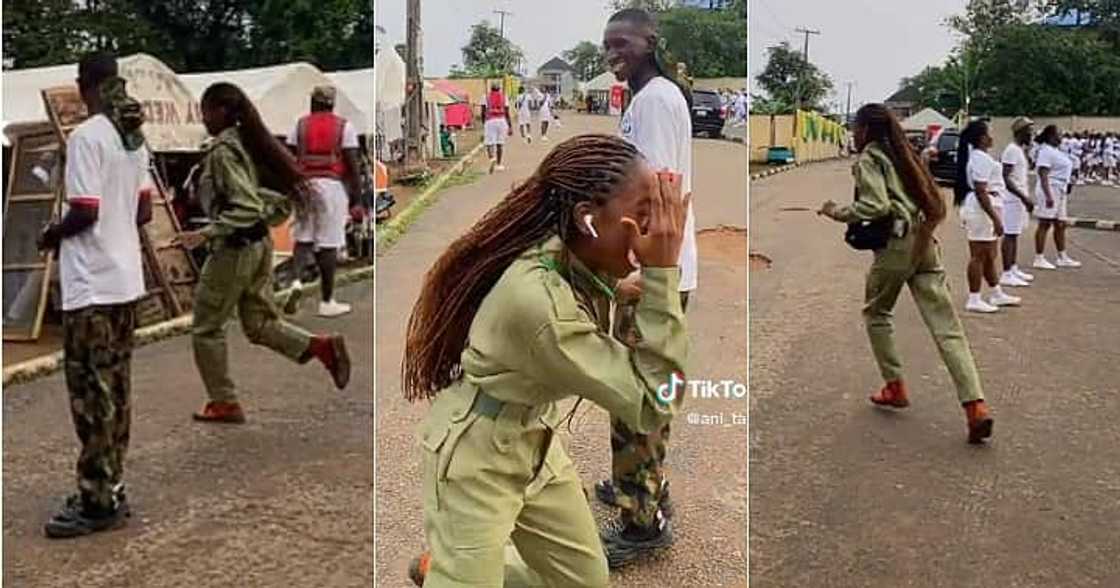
[{"xmin": 749, "ymin": 112, "xmax": 848, "ymax": 164}]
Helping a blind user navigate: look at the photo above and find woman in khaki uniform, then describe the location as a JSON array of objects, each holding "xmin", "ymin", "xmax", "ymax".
[
  {"xmin": 403, "ymin": 134, "xmax": 690, "ymax": 586},
  {"xmin": 818, "ymin": 104, "xmax": 994, "ymax": 444},
  {"xmin": 174, "ymin": 83, "xmax": 350, "ymax": 423}
]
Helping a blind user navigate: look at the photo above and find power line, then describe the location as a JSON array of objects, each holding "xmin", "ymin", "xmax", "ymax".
[{"xmin": 794, "ymin": 27, "xmax": 821, "ymax": 61}]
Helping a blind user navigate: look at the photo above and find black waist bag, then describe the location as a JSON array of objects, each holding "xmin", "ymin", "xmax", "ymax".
[
  {"xmin": 225, "ymin": 222, "xmax": 269, "ymax": 248},
  {"xmin": 845, "ymin": 216, "xmax": 893, "ymax": 251}
]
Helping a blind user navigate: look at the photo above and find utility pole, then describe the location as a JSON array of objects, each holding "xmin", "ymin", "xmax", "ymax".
[
  {"xmin": 795, "ymin": 27, "xmax": 821, "ymax": 61},
  {"xmin": 792, "ymin": 27, "xmax": 821, "ymax": 114},
  {"xmin": 845, "ymin": 81, "xmax": 853, "ymax": 126},
  {"xmin": 494, "ymin": 9, "xmax": 513, "ymax": 74},
  {"xmin": 405, "ymin": 0, "xmax": 423, "ymax": 166}
]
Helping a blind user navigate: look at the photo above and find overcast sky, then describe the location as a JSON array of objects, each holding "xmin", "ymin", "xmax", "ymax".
[
  {"xmin": 376, "ymin": 0, "xmax": 614, "ymax": 77},
  {"xmin": 750, "ymin": 0, "xmax": 967, "ymax": 112}
]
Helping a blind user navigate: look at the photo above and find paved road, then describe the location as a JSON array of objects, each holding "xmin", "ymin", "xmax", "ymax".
[
  {"xmin": 3, "ymin": 282, "xmax": 374, "ymax": 587},
  {"xmin": 375, "ymin": 113, "xmax": 749, "ymax": 586},
  {"xmin": 1069, "ymin": 181, "xmax": 1120, "ymax": 222},
  {"xmin": 749, "ymin": 161, "xmax": 1120, "ymax": 587}
]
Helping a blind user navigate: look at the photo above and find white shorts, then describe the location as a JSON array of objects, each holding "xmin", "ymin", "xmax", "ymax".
[
  {"xmin": 1034, "ymin": 183, "xmax": 1069, "ymax": 221},
  {"xmin": 292, "ymin": 178, "xmax": 349, "ymax": 249},
  {"xmin": 960, "ymin": 204, "xmax": 1000, "ymax": 242},
  {"xmin": 1002, "ymin": 197, "xmax": 1029, "ymax": 235},
  {"xmin": 484, "ymin": 118, "xmax": 509, "ymax": 146}
]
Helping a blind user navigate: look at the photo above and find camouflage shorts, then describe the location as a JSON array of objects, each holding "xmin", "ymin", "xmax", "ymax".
[{"xmin": 63, "ymin": 303, "xmax": 136, "ymax": 512}]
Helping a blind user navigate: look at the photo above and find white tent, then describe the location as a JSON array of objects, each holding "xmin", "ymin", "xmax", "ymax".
[
  {"xmin": 326, "ymin": 68, "xmax": 374, "ymax": 134},
  {"xmin": 181, "ymin": 62, "xmax": 369, "ymax": 138},
  {"xmin": 902, "ymin": 107, "xmax": 953, "ymax": 132},
  {"xmin": 584, "ymin": 71, "xmax": 623, "ymax": 93},
  {"xmin": 375, "ymin": 49, "xmax": 406, "ymax": 146},
  {"xmin": 2, "ymin": 53, "xmax": 206, "ymax": 151}
]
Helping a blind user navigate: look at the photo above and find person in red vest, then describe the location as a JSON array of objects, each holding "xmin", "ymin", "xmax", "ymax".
[
  {"xmin": 284, "ymin": 85, "xmax": 361, "ymax": 317},
  {"xmin": 482, "ymin": 82, "xmax": 513, "ymax": 174}
]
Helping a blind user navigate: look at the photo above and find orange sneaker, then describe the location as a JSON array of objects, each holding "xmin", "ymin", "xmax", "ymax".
[
  {"xmin": 870, "ymin": 380, "xmax": 910, "ymax": 408},
  {"xmin": 408, "ymin": 552, "xmax": 431, "ymax": 586},
  {"xmin": 192, "ymin": 401, "xmax": 246, "ymax": 424},
  {"xmin": 964, "ymin": 400, "xmax": 993, "ymax": 444}
]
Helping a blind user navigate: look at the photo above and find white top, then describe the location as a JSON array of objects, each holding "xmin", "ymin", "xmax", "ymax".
[
  {"xmin": 60, "ymin": 115, "xmax": 151, "ymax": 311},
  {"xmin": 533, "ymin": 91, "xmax": 552, "ymax": 120},
  {"xmin": 619, "ymin": 76, "xmax": 696, "ymax": 292},
  {"xmin": 1035, "ymin": 143, "xmax": 1073, "ymax": 193},
  {"xmin": 965, "ymin": 148, "xmax": 1004, "ymax": 212},
  {"xmin": 1000, "ymin": 142, "xmax": 1031, "ymax": 200},
  {"xmin": 515, "ymin": 94, "xmax": 532, "ymax": 121}
]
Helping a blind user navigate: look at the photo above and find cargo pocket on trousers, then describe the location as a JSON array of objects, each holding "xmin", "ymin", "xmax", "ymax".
[{"xmin": 421, "ymin": 423, "xmax": 450, "ymax": 511}]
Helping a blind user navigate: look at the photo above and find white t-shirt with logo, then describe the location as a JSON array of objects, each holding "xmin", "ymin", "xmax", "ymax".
[
  {"xmin": 1000, "ymin": 142, "xmax": 1030, "ymax": 201},
  {"xmin": 619, "ymin": 76, "xmax": 696, "ymax": 292},
  {"xmin": 965, "ymin": 148, "xmax": 1005, "ymax": 212},
  {"xmin": 60, "ymin": 114, "xmax": 151, "ymax": 311}
]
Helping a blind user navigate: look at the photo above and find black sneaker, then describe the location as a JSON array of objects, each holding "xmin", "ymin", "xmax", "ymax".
[
  {"xmin": 594, "ymin": 479, "xmax": 674, "ymax": 518},
  {"xmin": 600, "ymin": 516, "xmax": 674, "ymax": 569},
  {"xmin": 44, "ymin": 500, "xmax": 127, "ymax": 539},
  {"xmin": 65, "ymin": 492, "xmax": 131, "ymax": 518}
]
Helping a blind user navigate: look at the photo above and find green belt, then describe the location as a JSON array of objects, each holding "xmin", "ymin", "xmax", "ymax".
[{"xmin": 470, "ymin": 389, "xmax": 505, "ymax": 419}]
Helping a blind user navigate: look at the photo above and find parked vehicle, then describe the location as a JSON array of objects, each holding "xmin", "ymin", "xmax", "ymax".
[
  {"xmin": 927, "ymin": 128, "xmax": 960, "ymax": 184},
  {"xmin": 767, "ymin": 146, "xmax": 795, "ymax": 165},
  {"xmin": 691, "ymin": 89, "xmax": 726, "ymax": 138}
]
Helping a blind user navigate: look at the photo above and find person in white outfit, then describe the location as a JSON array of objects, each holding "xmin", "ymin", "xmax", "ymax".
[
  {"xmin": 535, "ymin": 88, "xmax": 553, "ymax": 142},
  {"xmin": 1033, "ymin": 125, "xmax": 1082, "ymax": 269},
  {"xmin": 515, "ymin": 86, "xmax": 534, "ymax": 144},
  {"xmin": 955, "ymin": 120, "xmax": 1021, "ymax": 313},
  {"xmin": 998, "ymin": 117, "xmax": 1036, "ymax": 287}
]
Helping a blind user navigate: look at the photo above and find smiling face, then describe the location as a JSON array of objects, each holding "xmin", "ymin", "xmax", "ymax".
[
  {"xmin": 602, "ymin": 19, "xmax": 654, "ymax": 83},
  {"xmin": 572, "ymin": 159, "xmax": 654, "ymax": 279}
]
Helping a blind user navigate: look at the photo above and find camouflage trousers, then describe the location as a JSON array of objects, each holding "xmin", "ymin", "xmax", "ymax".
[
  {"xmin": 63, "ymin": 303, "xmax": 136, "ymax": 513},
  {"xmin": 609, "ymin": 291, "xmax": 689, "ymax": 528}
]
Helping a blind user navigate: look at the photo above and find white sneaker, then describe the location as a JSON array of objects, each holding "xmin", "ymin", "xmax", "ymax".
[
  {"xmin": 541, "ymin": 136, "xmax": 550, "ymax": 143},
  {"xmin": 495, "ymin": 164, "xmax": 507, "ymax": 172},
  {"xmin": 1033, "ymin": 256, "xmax": 1057, "ymax": 270},
  {"xmin": 966, "ymin": 298, "xmax": 1000, "ymax": 313},
  {"xmin": 989, "ymin": 290, "xmax": 1022, "ymax": 307},
  {"xmin": 1056, "ymin": 254, "xmax": 1082, "ymax": 268},
  {"xmin": 999, "ymin": 272, "xmax": 1030, "ymax": 287},
  {"xmin": 1104, "ymin": 180, "xmax": 1114, "ymax": 186},
  {"xmin": 1012, "ymin": 267, "xmax": 1034, "ymax": 282},
  {"xmin": 318, "ymin": 300, "xmax": 352, "ymax": 317}
]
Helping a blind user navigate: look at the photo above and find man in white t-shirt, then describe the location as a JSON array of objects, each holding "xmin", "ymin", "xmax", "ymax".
[
  {"xmin": 999, "ymin": 117, "xmax": 1037, "ymax": 287},
  {"xmin": 285, "ymin": 86, "xmax": 360, "ymax": 318},
  {"xmin": 37, "ymin": 53, "xmax": 153, "ymax": 538},
  {"xmin": 514, "ymin": 86, "xmax": 534, "ymax": 144},
  {"xmin": 596, "ymin": 6, "xmax": 694, "ymax": 568},
  {"xmin": 534, "ymin": 88, "xmax": 553, "ymax": 142}
]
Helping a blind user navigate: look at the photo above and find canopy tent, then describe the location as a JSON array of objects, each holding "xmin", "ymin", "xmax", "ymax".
[
  {"xmin": 902, "ymin": 107, "xmax": 953, "ymax": 132},
  {"xmin": 2, "ymin": 53, "xmax": 206, "ymax": 151},
  {"xmin": 584, "ymin": 71, "xmax": 624, "ymax": 93},
  {"xmin": 375, "ymin": 49, "xmax": 406, "ymax": 147},
  {"xmin": 181, "ymin": 62, "xmax": 369, "ymax": 138},
  {"xmin": 325, "ymin": 68, "xmax": 374, "ymax": 135}
]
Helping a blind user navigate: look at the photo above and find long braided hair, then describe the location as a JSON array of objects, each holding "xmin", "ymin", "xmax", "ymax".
[
  {"xmin": 402, "ymin": 134, "xmax": 644, "ymax": 402},
  {"xmin": 201, "ymin": 82, "xmax": 313, "ymax": 207},
  {"xmin": 855, "ymin": 104, "xmax": 946, "ymax": 259},
  {"xmin": 955, "ymin": 119, "xmax": 990, "ymax": 207}
]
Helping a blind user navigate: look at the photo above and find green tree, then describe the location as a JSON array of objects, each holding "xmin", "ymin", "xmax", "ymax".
[
  {"xmin": 563, "ymin": 41, "xmax": 607, "ymax": 82},
  {"xmin": 1042, "ymin": 0, "xmax": 1120, "ymax": 47},
  {"xmin": 657, "ymin": 6, "xmax": 746, "ymax": 77},
  {"xmin": 755, "ymin": 42, "xmax": 833, "ymax": 112},
  {"xmin": 606, "ymin": 0, "xmax": 675, "ymax": 12},
  {"xmin": 451, "ymin": 20, "xmax": 524, "ymax": 78}
]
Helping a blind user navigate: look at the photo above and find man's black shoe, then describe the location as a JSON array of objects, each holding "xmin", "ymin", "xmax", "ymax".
[
  {"xmin": 594, "ymin": 479, "xmax": 674, "ymax": 518},
  {"xmin": 65, "ymin": 491, "xmax": 130, "ymax": 518},
  {"xmin": 600, "ymin": 517, "xmax": 674, "ymax": 569},
  {"xmin": 44, "ymin": 501, "xmax": 127, "ymax": 539}
]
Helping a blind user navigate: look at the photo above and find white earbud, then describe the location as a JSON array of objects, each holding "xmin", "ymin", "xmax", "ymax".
[{"xmin": 583, "ymin": 214, "xmax": 599, "ymax": 238}]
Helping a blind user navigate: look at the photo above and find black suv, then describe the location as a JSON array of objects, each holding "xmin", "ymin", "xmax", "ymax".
[
  {"xmin": 927, "ymin": 129, "xmax": 960, "ymax": 185},
  {"xmin": 691, "ymin": 89, "xmax": 725, "ymax": 138}
]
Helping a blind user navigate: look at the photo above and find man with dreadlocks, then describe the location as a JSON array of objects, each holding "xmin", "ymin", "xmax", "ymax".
[
  {"xmin": 38, "ymin": 52, "xmax": 154, "ymax": 538},
  {"xmin": 403, "ymin": 134, "xmax": 690, "ymax": 586},
  {"xmin": 595, "ymin": 7, "xmax": 695, "ymax": 567}
]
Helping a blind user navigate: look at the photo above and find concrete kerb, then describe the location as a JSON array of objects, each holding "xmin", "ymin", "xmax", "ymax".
[
  {"xmin": 750, "ymin": 161, "xmax": 801, "ymax": 181},
  {"xmin": 375, "ymin": 142, "xmax": 487, "ymax": 255},
  {"xmin": 1067, "ymin": 217, "xmax": 1120, "ymax": 232},
  {"xmin": 2, "ymin": 264, "xmax": 376, "ymax": 389}
]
